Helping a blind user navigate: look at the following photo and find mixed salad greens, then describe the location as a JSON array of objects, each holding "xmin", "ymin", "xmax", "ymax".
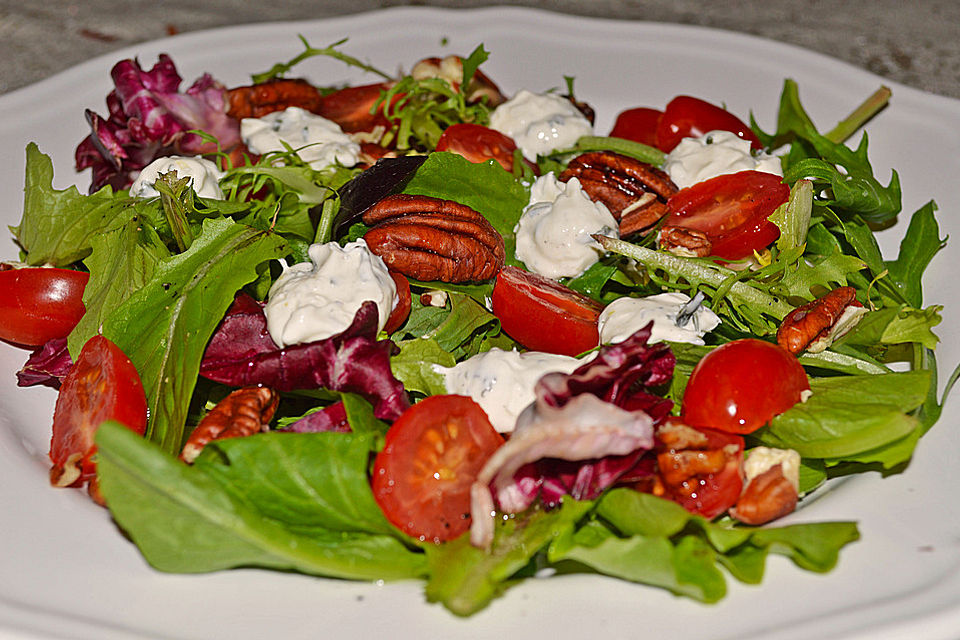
[{"xmin": 2, "ymin": 38, "xmax": 955, "ymax": 617}]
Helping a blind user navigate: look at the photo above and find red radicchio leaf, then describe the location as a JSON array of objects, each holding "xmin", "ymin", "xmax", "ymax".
[
  {"xmin": 75, "ymin": 54, "xmax": 240, "ymax": 193},
  {"xmin": 536, "ymin": 321, "xmax": 675, "ymax": 424},
  {"xmin": 199, "ymin": 294, "xmax": 409, "ymax": 421},
  {"xmin": 17, "ymin": 337, "xmax": 73, "ymax": 389},
  {"xmin": 280, "ymin": 401, "xmax": 351, "ymax": 433},
  {"xmin": 483, "ymin": 324, "xmax": 675, "ymax": 522}
]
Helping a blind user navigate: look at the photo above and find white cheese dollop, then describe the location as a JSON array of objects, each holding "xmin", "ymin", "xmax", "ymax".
[
  {"xmin": 241, "ymin": 106, "xmax": 361, "ymax": 170},
  {"xmin": 130, "ymin": 155, "xmax": 224, "ymax": 199},
  {"xmin": 663, "ymin": 129, "xmax": 782, "ymax": 189},
  {"xmin": 744, "ymin": 446, "xmax": 801, "ymax": 492},
  {"xmin": 488, "ymin": 90, "xmax": 593, "ymax": 161},
  {"xmin": 598, "ymin": 292, "xmax": 721, "ymax": 346},
  {"xmin": 439, "ymin": 348, "xmax": 585, "ymax": 433},
  {"xmin": 514, "ymin": 173, "xmax": 618, "ymax": 279},
  {"xmin": 264, "ymin": 239, "xmax": 396, "ymax": 347}
]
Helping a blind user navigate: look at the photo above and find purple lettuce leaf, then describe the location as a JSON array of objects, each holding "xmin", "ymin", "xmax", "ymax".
[
  {"xmin": 281, "ymin": 402, "xmax": 351, "ymax": 433},
  {"xmin": 536, "ymin": 322, "xmax": 675, "ymax": 424},
  {"xmin": 75, "ymin": 54, "xmax": 240, "ymax": 193},
  {"xmin": 469, "ymin": 325, "xmax": 677, "ymax": 546},
  {"xmin": 17, "ymin": 337, "xmax": 72, "ymax": 389},
  {"xmin": 199, "ymin": 294, "xmax": 409, "ymax": 421}
]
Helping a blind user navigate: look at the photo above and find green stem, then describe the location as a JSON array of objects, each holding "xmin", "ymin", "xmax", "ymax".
[
  {"xmin": 314, "ymin": 198, "xmax": 338, "ymax": 245},
  {"xmin": 568, "ymin": 136, "xmax": 666, "ymax": 166},
  {"xmin": 595, "ymin": 235, "xmax": 794, "ymax": 319},
  {"xmin": 251, "ymin": 36, "xmax": 393, "ymax": 84},
  {"xmin": 825, "ymin": 86, "xmax": 892, "ymax": 144}
]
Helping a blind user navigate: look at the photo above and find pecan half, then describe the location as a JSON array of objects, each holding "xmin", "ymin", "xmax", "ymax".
[
  {"xmin": 658, "ymin": 227, "xmax": 712, "ymax": 257},
  {"xmin": 651, "ymin": 419, "xmax": 743, "ymax": 517},
  {"xmin": 560, "ymin": 151, "xmax": 677, "ymax": 236},
  {"xmin": 730, "ymin": 464, "xmax": 799, "ymax": 525},
  {"xmin": 362, "ymin": 194, "xmax": 505, "ymax": 283},
  {"xmin": 411, "ymin": 55, "xmax": 505, "ymax": 106},
  {"xmin": 227, "ymin": 79, "xmax": 323, "ymax": 120},
  {"xmin": 777, "ymin": 286, "xmax": 866, "ymax": 355},
  {"xmin": 180, "ymin": 387, "xmax": 279, "ymax": 463}
]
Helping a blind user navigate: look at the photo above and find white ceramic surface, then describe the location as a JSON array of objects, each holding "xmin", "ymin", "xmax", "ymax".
[{"xmin": 1, "ymin": 7, "xmax": 959, "ymax": 640}]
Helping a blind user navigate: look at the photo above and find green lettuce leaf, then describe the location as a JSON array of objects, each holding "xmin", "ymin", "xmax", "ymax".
[
  {"xmin": 102, "ymin": 218, "xmax": 287, "ymax": 453},
  {"xmin": 96, "ymin": 422, "xmax": 426, "ymax": 580},
  {"xmin": 11, "ymin": 144, "xmax": 141, "ymax": 265},
  {"xmin": 424, "ymin": 500, "xmax": 593, "ymax": 616},
  {"xmin": 760, "ymin": 370, "xmax": 930, "ymax": 458}
]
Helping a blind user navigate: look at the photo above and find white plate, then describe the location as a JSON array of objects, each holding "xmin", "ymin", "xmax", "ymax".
[{"xmin": 1, "ymin": 7, "xmax": 959, "ymax": 640}]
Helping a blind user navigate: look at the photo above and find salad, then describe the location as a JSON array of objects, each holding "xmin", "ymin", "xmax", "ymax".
[{"xmin": 0, "ymin": 36, "xmax": 954, "ymax": 619}]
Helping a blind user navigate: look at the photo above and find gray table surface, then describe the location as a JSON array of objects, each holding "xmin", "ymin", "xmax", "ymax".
[{"xmin": 1, "ymin": 0, "xmax": 959, "ymax": 99}]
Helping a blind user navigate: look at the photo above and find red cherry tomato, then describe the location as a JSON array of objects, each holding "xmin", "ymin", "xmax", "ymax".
[
  {"xmin": 49, "ymin": 335, "xmax": 148, "ymax": 499},
  {"xmin": 316, "ymin": 82, "xmax": 395, "ymax": 134},
  {"xmin": 436, "ymin": 123, "xmax": 528, "ymax": 173},
  {"xmin": 609, "ymin": 107, "xmax": 663, "ymax": 149},
  {"xmin": 491, "ymin": 266, "xmax": 604, "ymax": 356},
  {"xmin": 659, "ymin": 425, "xmax": 744, "ymax": 519},
  {"xmin": 0, "ymin": 266, "xmax": 88, "ymax": 347},
  {"xmin": 372, "ymin": 395, "xmax": 503, "ymax": 542},
  {"xmin": 383, "ymin": 271, "xmax": 411, "ymax": 334},
  {"xmin": 656, "ymin": 95, "xmax": 762, "ymax": 153},
  {"xmin": 682, "ymin": 339, "xmax": 809, "ymax": 434},
  {"xmin": 663, "ymin": 170, "xmax": 788, "ymax": 260}
]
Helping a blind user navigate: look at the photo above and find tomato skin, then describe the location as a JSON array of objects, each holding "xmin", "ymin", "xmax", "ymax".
[
  {"xmin": 663, "ymin": 170, "xmax": 788, "ymax": 260},
  {"xmin": 659, "ymin": 425, "xmax": 744, "ymax": 519},
  {"xmin": 681, "ymin": 339, "xmax": 809, "ymax": 434},
  {"xmin": 0, "ymin": 267, "xmax": 88, "ymax": 347},
  {"xmin": 436, "ymin": 123, "xmax": 528, "ymax": 173},
  {"xmin": 316, "ymin": 82, "xmax": 394, "ymax": 134},
  {"xmin": 49, "ymin": 335, "xmax": 148, "ymax": 495},
  {"xmin": 383, "ymin": 271, "xmax": 411, "ymax": 334},
  {"xmin": 372, "ymin": 395, "xmax": 503, "ymax": 542},
  {"xmin": 656, "ymin": 95, "xmax": 763, "ymax": 153},
  {"xmin": 491, "ymin": 266, "xmax": 604, "ymax": 356},
  {"xmin": 609, "ymin": 107, "xmax": 663, "ymax": 148}
]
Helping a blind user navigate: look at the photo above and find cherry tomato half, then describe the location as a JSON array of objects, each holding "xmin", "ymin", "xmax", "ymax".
[
  {"xmin": 436, "ymin": 123, "xmax": 528, "ymax": 173},
  {"xmin": 372, "ymin": 395, "xmax": 503, "ymax": 542},
  {"xmin": 383, "ymin": 271, "xmax": 411, "ymax": 334},
  {"xmin": 681, "ymin": 339, "xmax": 809, "ymax": 434},
  {"xmin": 49, "ymin": 335, "xmax": 148, "ymax": 499},
  {"xmin": 656, "ymin": 95, "xmax": 762, "ymax": 153},
  {"xmin": 0, "ymin": 266, "xmax": 88, "ymax": 347},
  {"xmin": 316, "ymin": 82, "xmax": 395, "ymax": 134},
  {"xmin": 609, "ymin": 107, "xmax": 663, "ymax": 149},
  {"xmin": 491, "ymin": 266, "xmax": 604, "ymax": 356},
  {"xmin": 663, "ymin": 170, "xmax": 788, "ymax": 260},
  {"xmin": 658, "ymin": 424, "xmax": 744, "ymax": 519}
]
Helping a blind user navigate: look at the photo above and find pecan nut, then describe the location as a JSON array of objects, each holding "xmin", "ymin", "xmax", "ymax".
[
  {"xmin": 411, "ymin": 55, "xmax": 505, "ymax": 106},
  {"xmin": 227, "ymin": 79, "xmax": 323, "ymax": 120},
  {"xmin": 362, "ymin": 194, "xmax": 505, "ymax": 283},
  {"xmin": 650, "ymin": 419, "xmax": 743, "ymax": 517},
  {"xmin": 658, "ymin": 227, "xmax": 712, "ymax": 257},
  {"xmin": 180, "ymin": 387, "xmax": 279, "ymax": 463},
  {"xmin": 777, "ymin": 286, "xmax": 867, "ymax": 355},
  {"xmin": 560, "ymin": 151, "xmax": 678, "ymax": 236},
  {"xmin": 730, "ymin": 464, "xmax": 799, "ymax": 525}
]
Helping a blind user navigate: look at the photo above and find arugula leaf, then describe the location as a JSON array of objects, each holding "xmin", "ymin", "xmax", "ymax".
[
  {"xmin": 66, "ymin": 218, "xmax": 171, "ymax": 358},
  {"xmin": 102, "ymin": 218, "xmax": 287, "ymax": 453},
  {"xmin": 96, "ymin": 422, "xmax": 426, "ymax": 580},
  {"xmin": 11, "ymin": 144, "xmax": 138, "ymax": 265},
  {"xmin": 884, "ymin": 201, "xmax": 946, "ymax": 308}
]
